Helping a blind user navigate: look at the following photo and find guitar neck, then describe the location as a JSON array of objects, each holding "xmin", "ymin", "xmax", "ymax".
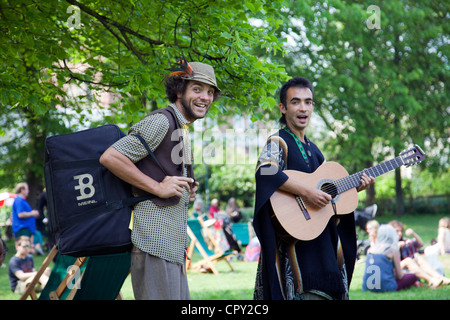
[{"xmin": 336, "ymin": 156, "xmax": 404, "ymax": 194}]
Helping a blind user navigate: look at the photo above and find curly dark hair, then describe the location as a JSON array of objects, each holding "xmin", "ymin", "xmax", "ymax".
[
  {"xmin": 165, "ymin": 76, "xmax": 188, "ymax": 103},
  {"xmin": 279, "ymin": 77, "xmax": 314, "ymax": 125}
]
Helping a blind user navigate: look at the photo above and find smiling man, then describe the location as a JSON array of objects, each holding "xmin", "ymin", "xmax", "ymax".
[
  {"xmin": 100, "ymin": 61, "xmax": 220, "ymax": 300},
  {"xmin": 253, "ymin": 77, "xmax": 375, "ymax": 300}
]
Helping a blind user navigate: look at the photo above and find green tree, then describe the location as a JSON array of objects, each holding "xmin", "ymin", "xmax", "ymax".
[
  {"xmin": 195, "ymin": 163, "xmax": 256, "ymax": 208},
  {"xmin": 275, "ymin": 0, "xmax": 449, "ymax": 214},
  {"xmin": 0, "ymin": 0, "xmax": 287, "ymax": 204}
]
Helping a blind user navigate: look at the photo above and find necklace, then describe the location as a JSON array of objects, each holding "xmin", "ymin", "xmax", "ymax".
[{"xmin": 284, "ymin": 127, "xmax": 308, "ymax": 161}]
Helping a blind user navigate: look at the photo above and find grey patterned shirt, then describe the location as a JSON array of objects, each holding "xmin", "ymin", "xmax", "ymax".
[{"xmin": 112, "ymin": 104, "xmax": 190, "ymax": 265}]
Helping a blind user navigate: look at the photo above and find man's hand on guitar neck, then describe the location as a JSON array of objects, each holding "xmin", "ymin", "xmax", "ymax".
[{"xmin": 356, "ymin": 173, "xmax": 375, "ymax": 192}]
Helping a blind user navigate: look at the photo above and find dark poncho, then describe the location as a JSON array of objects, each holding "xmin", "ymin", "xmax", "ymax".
[{"xmin": 253, "ymin": 128, "xmax": 356, "ymax": 300}]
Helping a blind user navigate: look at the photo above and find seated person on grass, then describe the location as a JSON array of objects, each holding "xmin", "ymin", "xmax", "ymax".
[
  {"xmin": 8, "ymin": 236, "xmax": 50, "ymax": 294},
  {"xmin": 362, "ymin": 224, "xmax": 418, "ymax": 293},
  {"xmin": 389, "ymin": 220, "xmax": 450, "ymax": 288}
]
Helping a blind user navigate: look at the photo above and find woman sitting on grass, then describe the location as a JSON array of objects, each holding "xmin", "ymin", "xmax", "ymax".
[
  {"xmin": 362, "ymin": 224, "xmax": 418, "ymax": 293},
  {"xmin": 390, "ymin": 220, "xmax": 450, "ymax": 288},
  {"xmin": 426, "ymin": 217, "xmax": 450, "ymax": 256},
  {"xmin": 424, "ymin": 217, "xmax": 450, "ymax": 276}
]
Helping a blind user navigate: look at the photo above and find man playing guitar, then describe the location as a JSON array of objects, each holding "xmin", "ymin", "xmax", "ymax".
[{"xmin": 253, "ymin": 77, "xmax": 375, "ymax": 300}]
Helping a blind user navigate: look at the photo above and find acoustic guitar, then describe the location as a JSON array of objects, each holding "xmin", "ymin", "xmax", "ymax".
[{"xmin": 270, "ymin": 145, "xmax": 425, "ymax": 241}]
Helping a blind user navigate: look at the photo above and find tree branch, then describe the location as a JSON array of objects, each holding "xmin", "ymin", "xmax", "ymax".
[
  {"xmin": 65, "ymin": 0, "xmax": 226, "ymax": 62},
  {"xmin": 63, "ymin": 59, "xmax": 128, "ymax": 87},
  {"xmin": 65, "ymin": 0, "xmax": 163, "ymax": 46}
]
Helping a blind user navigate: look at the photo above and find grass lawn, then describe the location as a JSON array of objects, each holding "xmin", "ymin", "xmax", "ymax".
[{"xmin": 1, "ymin": 213, "xmax": 449, "ymax": 300}]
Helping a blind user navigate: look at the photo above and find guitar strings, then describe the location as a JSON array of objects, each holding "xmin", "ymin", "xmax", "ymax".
[
  {"xmin": 313, "ymin": 157, "xmax": 404, "ymax": 196},
  {"xmin": 317, "ymin": 173, "xmax": 362, "ymax": 196}
]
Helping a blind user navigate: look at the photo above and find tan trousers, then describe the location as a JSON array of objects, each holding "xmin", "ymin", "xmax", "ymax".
[{"xmin": 130, "ymin": 246, "xmax": 190, "ymax": 300}]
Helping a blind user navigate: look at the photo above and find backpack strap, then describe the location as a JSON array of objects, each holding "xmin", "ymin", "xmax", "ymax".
[{"xmin": 132, "ymin": 134, "xmax": 168, "ymax": 176}]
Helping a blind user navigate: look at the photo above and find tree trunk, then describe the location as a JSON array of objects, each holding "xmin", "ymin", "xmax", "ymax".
[
  {"xmin": 392, "ymin": 31, "xmax": 405, "ymax": 216},
  {"xmin": 365, "ymin": 184, "xmax": 376, "ymax": 206},
  {"xmin": 25, "ymin": 114, "xmax": 46, "ymax": 209},
  {"xmin": 364, "ymin": 157, "xmax": 376, "ymax": 206},
  {"xmin": 395, "ymin": 167, "xmax": 405, "ymax": 216}
]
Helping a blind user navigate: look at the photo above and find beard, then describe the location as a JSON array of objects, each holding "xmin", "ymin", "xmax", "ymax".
[{"xmin": 180, "ymin": 96, "xmax": 209, "ymax": 121}]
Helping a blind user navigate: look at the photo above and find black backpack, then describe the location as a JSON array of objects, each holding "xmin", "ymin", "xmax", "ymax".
[{"xmin": 44, "ymin": 124, "xmax": 155, "ymax": 257}]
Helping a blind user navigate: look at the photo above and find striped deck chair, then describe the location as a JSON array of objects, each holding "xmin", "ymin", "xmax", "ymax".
[
  {"xmin": 68, "ymin": 252, "xmax": 130, "ymax": 300},
  {"xmin": 232, "ymin": 222, "xmax": 251, "ymax": 246},
  {"xmin": 187, "ymin": 218, "xmax": 237, "ymax": 275},
  {"xmin": 21, "ymin": 246, "xmax": 130, "ymax": 300}
]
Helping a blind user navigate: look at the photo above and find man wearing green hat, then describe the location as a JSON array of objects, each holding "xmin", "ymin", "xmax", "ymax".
[{"xmin": 100, "ymin": 60, "xmax": 220, "ymax": 300}]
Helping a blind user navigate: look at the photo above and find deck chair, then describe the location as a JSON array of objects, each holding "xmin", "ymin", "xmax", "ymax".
[
  {"xmin": 21, "ymin": 246, "xmax": 130, "ymax": 300},
  {"xmin": 232, "ymin": 222, "xmax": 251, "ymax": 246},
  {"xmin": 39, "ymin": 252, "xmax": 88, "ymax": 300},
  {"xmin": 68, "ymin": 252, "xmax": 130, "ymax": 300},
  {"xmin": 187, "ymin": 218, "xmax": 237, "ymax": 275}
]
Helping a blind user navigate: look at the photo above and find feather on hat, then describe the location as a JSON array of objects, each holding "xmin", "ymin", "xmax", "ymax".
[{"xmin": 162, "ymin": 60, "xmax": 220, "ymax": 92}]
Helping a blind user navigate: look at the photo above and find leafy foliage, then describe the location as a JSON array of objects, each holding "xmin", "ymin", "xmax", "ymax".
[
  {"xmin": 278, "ymin": 0, "xmax": 448, "ymax": 171},
  {"xmin": 0, "ymin": 0, "xmax": 448, "ymax": 211},
  {"xmin": 0, "ymin": 0, "xmax": 287, "ymax": 190}
]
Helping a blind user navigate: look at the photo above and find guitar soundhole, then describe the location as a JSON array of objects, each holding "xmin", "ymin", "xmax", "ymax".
[{"xmin": 321, "ymin": 182, "xmax": 338, "ymax": 198}]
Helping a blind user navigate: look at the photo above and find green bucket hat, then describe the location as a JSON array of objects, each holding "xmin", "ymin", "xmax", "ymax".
[{"xmin": 165, "ymin": 60, "xmax": 220, "ymax": 92}]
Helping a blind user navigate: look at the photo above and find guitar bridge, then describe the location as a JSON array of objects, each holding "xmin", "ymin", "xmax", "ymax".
[{"xmin": 295, "ymin": 196, "xmax": 311, "ymax": 220}]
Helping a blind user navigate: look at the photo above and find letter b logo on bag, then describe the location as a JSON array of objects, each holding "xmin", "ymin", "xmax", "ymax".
[{"xmin": 74, "ymin": 174, "xmax": 96, "ymax": 200}]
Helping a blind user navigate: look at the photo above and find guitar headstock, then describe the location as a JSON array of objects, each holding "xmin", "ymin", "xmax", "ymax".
[{"xmin": 400, "ymin": 144, "xmax": 426, "ymax": 167}]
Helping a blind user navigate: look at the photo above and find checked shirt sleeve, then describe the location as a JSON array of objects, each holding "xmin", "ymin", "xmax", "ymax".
[{"xmin": 111, "ymin": 113, "xmax": 169, "ymax": 163}]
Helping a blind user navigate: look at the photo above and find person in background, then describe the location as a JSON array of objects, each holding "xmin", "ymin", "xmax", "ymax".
[
  {"xmin": 390, "ymin": 220, "xmax": 450, "ymax": 287},
  {"xmin": 192, "ymin": 195, "xmax": 205, "ymax": 218},
  {"xmin": 366, "ymin": 220, "xmax": 380, "ymax": 249},
  {"xmin": 389, "ymin": 220, "xmax": 423, "ymax": 260},
  {"xmin": 426, "ymin": 217, "xmax": 450, "ymax": 256},
  {"xmin": 226, "ymin": 197, "xmax": 242, "ymax": 223},
  {"xmin": 8, "ymin": 236, "xmax": 50, "ymax": 294},
  {"xmin": 12, "ymin": 183, "xmax": 39, "ymax": 238},
  {"xmin": 424, "ymin": 217, "xmax": 450, "ymax": 276},
  {"xmin": 209, "ymin": 198, "xmax": 220, "ymax": 219},
  {"xmin": 362, "ymin": 224, "xmax": 418, "ymax": 292},
  {"xmin": 358, "ymin": 219, "xmax": 379, "ymax": 258},
  {"xmin": 11, "ymin": 183, "xmax": 44, "ymax": 255}
]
